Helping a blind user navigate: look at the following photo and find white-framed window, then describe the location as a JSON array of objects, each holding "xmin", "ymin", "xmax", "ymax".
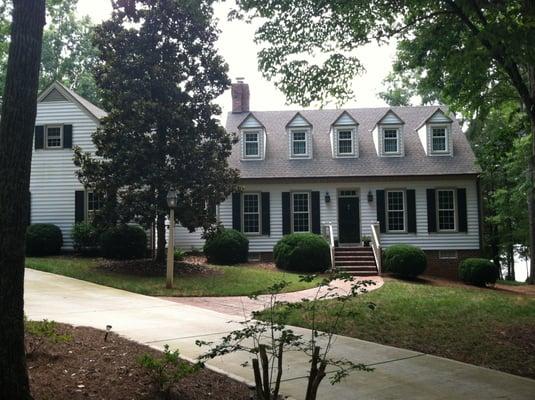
[
  {"xmin": 336, "ymin": 128, "xmax": 355, "ymax": 155},
  {"xmin": 383, "ymin": 128, "xmax": 399, "ymax": 154},
  {"xmin": 292, "ymin": 192, "xmax": 310, "ymax": 232},
  {"xmin": 386, "ymin": 190, "xmax": 406, "ymax": 232},
  {"xmin": 242, "ymin": 193, "xmax": 261, "ymax": 234},
  {"xmin": 431, "ymin": 126, "xmax": 448, "ymax": 153},
  {"xmin": 438, "ymin": 250, "xmax": 458, "ymax": 259},
  {"xmin": 45, "ymin": 125, "xmax": 63, "ymax": 149},
  {"xmin": 243, "ymin": 130, "xmax": 260, "ymax": 158},
  {"xmin": 436, "ymin": 189, "xmax": 456, "ymax": 231},
  {"xmin": 290, "ymin": 129, "xmax": 309, "ymax": 157},
  {"xmin": 86, "ymin": 191, "xmax": 103, "ymax": 219}
]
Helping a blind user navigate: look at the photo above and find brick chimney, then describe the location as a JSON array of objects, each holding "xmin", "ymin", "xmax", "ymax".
[{"xmin": 231, "ymin": 78, "xmax": 250, "ymax": 113}]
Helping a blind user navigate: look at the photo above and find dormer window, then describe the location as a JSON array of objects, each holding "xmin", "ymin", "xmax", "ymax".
[
  {"xmin": 239, "ymin": 113, "xmax": 265, "ymax": 160},
  {"xmin": 431, "ymin": 126, "xmax": 448, "ymax": 153},
  {"xmin": 291, "ymin": 129, "xmax": 308, "ymax": 157},
  {"xmin": 286, "ymin": 113, "xmax": 312, "ymax": 159},
  {"xmin": 383, "ymin": 128, "xmax": 400, "ymax": 154},
  {"xmin": 244, "ymin": 130, "xmax": 260, "ymax": 158},
  {"xmin": 331, "ymin": 111, "xmax": 358, "ymax": 158}
]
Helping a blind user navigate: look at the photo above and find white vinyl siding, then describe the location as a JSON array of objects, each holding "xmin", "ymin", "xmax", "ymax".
[
  {"xmin": 30, "ymin": 101, "xmax": 98, "ymax": 249},
  {"xmin": 174, "ymin": 178, "xmax": 480, "ymax": 253}
]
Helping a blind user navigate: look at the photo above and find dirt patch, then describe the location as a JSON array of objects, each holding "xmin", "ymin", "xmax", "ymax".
[
  {"xmin": 27, "ymin": 323, "xmax": 252, "ymax": 400},
  {"xmin": 96, "ymin": 256, "xmax": 223, "ymax": 278}
]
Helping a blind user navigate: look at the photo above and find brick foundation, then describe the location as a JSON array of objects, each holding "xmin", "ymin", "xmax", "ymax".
[
  {"xmin": 248, "ymin": 252, "xmax": 274, "ymax": 263},
  {"xmin": 423, "ymin": 250, "xmax": 482, "ymax": 280}
]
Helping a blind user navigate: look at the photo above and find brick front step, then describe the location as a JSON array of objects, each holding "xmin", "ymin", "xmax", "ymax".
[
  {"xmin": 335, "ymin": 260, "xmax": 377, "ymax": 266},
  {"xmin": 333, "ymin": 246, "xmax": 378, "ymax": 275}
]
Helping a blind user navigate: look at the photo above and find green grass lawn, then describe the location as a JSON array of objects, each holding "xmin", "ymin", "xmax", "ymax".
[
  {"xmin": 26, "ymin": 256, "xmax": 322, "ymax": 297},
  {"xmin": 258, "ymin": 278, "xmax": 535, "ymax": 379}
]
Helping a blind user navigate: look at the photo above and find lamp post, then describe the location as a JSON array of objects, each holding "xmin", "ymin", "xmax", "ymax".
[{"xmin": 166, "ymin": 189, "xmax": 177, "ymax": 289}]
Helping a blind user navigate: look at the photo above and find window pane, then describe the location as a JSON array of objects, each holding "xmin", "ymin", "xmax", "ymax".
[
  {"xmin": 432, "ymin": 128, "xmax": 446, "ymax": 151},
  {"xmin": 87, "ymin": 192, "xmax": 102, "ymax": 212},
  {"xmin": 245, "ymin": 142, "xmax": 258, "ymax": 156},
  {"xmin": 383, "ymin": 129, "xmax": 398, "ymax": 153},
  {"xmin": 387, "ymin": 191, "xmax": 405, "ymax": 231},
  {"xmin": 47, "ymin": 127, "xmax": 62, "ymax": 147},
  {"xmin": 243, "ymin": 194, "xmax": 259, "ymax": 213},
  {"xmin": 293, "ymin": 140, "xmax": 306, "ymax": 155},
  {"xmin": 437, "ymin": 190, "xmax": 455, "ymax": 230},
  {"xmin": 338, "ymin": 130, "xmax": 353, "ymax": 154},
  {"xmin": 243, "ymin": 194, "xmax": 260, "ymax": 233},
  {"xmin": 293, "ymin": 131, "xmax": 306, "ymax": 141},
  {"xmin": 292, "ymin": 193, "xmax": 309, "ymax": 232}
]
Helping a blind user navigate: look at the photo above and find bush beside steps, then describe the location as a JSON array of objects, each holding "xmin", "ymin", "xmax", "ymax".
[
  {"xmin": 459, "ymin": 258, "xmax": 497, "ymax": 287},
  {"xmin": 273, "ymin": 233, "xmax": 330, "ymax": 273},
  {"xmin": 383, "ymin": 244, "xmax": 427, "ymax": 278},
  {"xmin": 26, "ymin": 224, "xmax": 63, "ymax": 256}
]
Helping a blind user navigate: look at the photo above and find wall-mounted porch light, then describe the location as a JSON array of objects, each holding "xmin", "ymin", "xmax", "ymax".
[
  {"xmin": 367, "ymin": 190, "xmax": 374, "ymax": 203},
  {"xmin": 325, "ymin": 192, "xmax": 331, "ymax": 203}
]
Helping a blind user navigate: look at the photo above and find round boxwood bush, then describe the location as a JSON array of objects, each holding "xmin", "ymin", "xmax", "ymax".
[
  {"xmin": 26, "ymin": 224, "xmax": 63, "ymax": 256},
  {"xmin": 72, "ymin": 222, "xmax": 100, "ymax": 255},
  {"xmin": 459, "ymin": 258, "xmax": 497, "ymax": 287},
  {"xmin": 99, "ymin": 225, "xmax": 147, "ymax": 260},
  {"xmin": 384, "ymin": 244, "xmax": 427, "ymax": 278},
  {"xmin": 273, "ymin": 233, "xmax": 330, "ymax": 273},
  {"xmin": 203, "ymin": 228, "xmax": 249, "ymax": 265}
]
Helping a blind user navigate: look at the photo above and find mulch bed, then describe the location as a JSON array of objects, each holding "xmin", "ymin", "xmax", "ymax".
[{"xmin": 26, "ymin": 323, "xmax": 252, "ymax": 400}]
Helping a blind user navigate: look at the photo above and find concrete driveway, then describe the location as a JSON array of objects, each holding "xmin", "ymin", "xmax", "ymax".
[{"xmin": 24, "ymin": 268, "xmax": 535, "ymax": 400}]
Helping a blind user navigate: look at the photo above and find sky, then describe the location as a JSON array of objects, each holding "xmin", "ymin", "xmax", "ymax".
[{"xmin": 76, "ymin": 0, "xmax": 395, "ymax": 116}]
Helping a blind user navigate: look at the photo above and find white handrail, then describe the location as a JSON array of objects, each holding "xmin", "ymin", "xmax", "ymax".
[
  {"xmin": 371, "ymin": 222, "xmax": 382, "ymax": 274},
  {"xmin": 324, "ymin": 223, "xmax": 335, "ymax": 270}
]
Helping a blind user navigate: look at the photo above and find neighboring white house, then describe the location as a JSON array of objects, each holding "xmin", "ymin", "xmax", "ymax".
[{"xmin": 30, "ymin": 81, "xmax": 482, "ymax": 279}]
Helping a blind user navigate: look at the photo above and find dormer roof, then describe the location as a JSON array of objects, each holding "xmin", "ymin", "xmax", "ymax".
[
  {"xmin": 332, "ymin": 111, "xmax": 358, "ymax": 126},
  {"xmin": 238, "ymin": 112, "xmax": 265, "ymax": 129},
  {"xmin": 286, "ymin": 112, "xmax": 312, "ymax": 128},
  {"xmin": 376, "ymin": 109, "xmax": 405, "ymax": 126},
  {"xmin": 415, "ymin": 107, "xmax": 453, "ymax": 130}
]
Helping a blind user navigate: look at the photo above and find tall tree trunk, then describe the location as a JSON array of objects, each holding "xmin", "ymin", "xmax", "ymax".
[
  {"xmin": 155, "ymin": 213, "xmax": 166, "ymax": 264},
  {"xmin": 0, "ymin": 1, "xmax": 46, "ymax": 398}
]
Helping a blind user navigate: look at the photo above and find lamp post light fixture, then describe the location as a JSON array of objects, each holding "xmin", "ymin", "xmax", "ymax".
[{"xmin": 166, "ymin": 189, "xmax": 178, "ymax": 289}]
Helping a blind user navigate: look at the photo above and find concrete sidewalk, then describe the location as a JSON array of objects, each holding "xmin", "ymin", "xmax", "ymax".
[{"xmin": 24, "ymin": 269, "xmax": 535, "ymax": 400}]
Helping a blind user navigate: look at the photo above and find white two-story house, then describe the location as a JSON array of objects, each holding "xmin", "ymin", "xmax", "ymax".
[{"xmin": 30, "ymin": 81, "xmax": 482, "ymax": 279}]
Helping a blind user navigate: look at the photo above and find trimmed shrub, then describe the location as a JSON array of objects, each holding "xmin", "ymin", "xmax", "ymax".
[
  {"xmin": 203, "ymin": 228, "xmax": 249, "ymax": 265},
  {"xmin": 72, "ymin": 222, "xmax": 100, "ymax": 255},
  {"xmin": 459, "ymin": 258, "xmax": 497, "ymax": 287},
  {"xmin": 100, "ymin": 225, "xmax": 147, "ymax": 260},
  {"xmin": 26, "ymin": 224, "xmax": 63, "ymax": 256},
  {"xmin": 384, "ymin": 244, "xmax": 427, "ymax": 278},
  {"xmin": 273, "ymin": 233, "xmax": 330, "ymax": 273}
]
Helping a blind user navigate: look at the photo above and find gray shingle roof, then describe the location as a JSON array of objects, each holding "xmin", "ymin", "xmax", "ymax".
[{"xmin": 225, "ymin": 106, "xmax": 480, "ymax": 179}]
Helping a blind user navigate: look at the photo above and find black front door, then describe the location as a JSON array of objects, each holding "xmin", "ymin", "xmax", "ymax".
[{"xmin": 338, "ymin": 197, "xmax": 360, "ymax": 243}]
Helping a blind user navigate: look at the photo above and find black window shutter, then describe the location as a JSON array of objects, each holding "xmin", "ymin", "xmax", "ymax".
[
  {"xmin": 457, "ymin": 188, "xmax": 468, "ymax": 232},
  {"xmin": 407, "ymin": 189, "xmax": 417, "ymax": 233},
  {"xmin": 282, "ymin": 192, "xmax": 291, "ymax": 235},
  {"xmin": 75, "ymin": 190, "xmax": 85, "ymax": 223},
  {"xmin": 376, "ymin": 190, "xmax": 386, "ymax": 233},
  {"xmin": 261, "ymin": 192, "xmax": 270, "ymax": 235},
  {"xmin": 232, "ymin": 192, "xmax": 241, "ymax": 231},
  {"xmin": 426, "ymin": 189, "xmax": 437, "ymax": 233},
  {"xmin": 311, "ymin": 191, "xmax": 321, "ymax": 234},
  {"xmin": 35, "ymin": 126, "xmax": 44, "ymax": 149},
  {"xmin": 63, "ymin": 124, "xmax": 73, "ymax": 148}
]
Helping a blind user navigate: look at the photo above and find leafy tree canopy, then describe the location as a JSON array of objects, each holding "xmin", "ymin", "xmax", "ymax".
[
  {"xmin": 0, "ymin": 0, "xmax": 99, "ymax": 103},
  {"xmin": 75, "ymin": 0, "xmax": 239, "ymax": 262}
]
